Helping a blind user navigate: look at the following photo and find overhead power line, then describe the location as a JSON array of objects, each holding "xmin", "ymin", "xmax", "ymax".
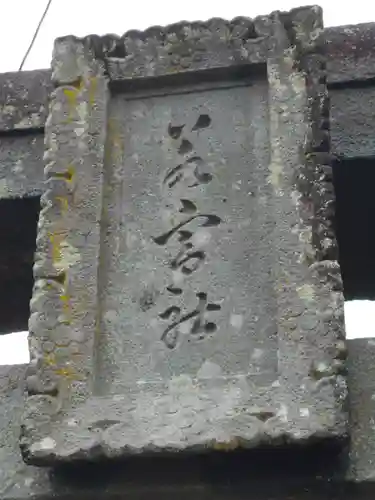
[{"xmin": 19, "ymin": 0, "xmax": 53, "ymax": 71}]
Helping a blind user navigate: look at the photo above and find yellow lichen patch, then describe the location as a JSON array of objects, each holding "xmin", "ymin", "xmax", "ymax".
[
  {"xmin": 63, "ymin": 81, "xmax": 83, "ymax": 120},
  {"xmin": 44, "ymin": 280, "xmax": 59, "ymax": 291},
  {"xmin": 43, "ymin": 345, "xmax": 81, "ymax": 383},
  {"xmin": 49, "ymin": 232, "xmax": 65, "ymax": 265},
  {"xmin": 66, "ymin": 164, "xmax": 76, "ymax": 183},
  {"xmin": 54, "ymin": 164, "xmax": 76, "ymax": 185},
  {"xmin": 54, "ymin": 365, "xmax": 81, "ymax": 380},
  {"xmin": 48, "ymin": 232, "xmax": 74, "ymax": 324},
  {"xmin": 49, "ymin": 232, "xmax": 80, "ymax": 271},
  {"xmin": 63, "ymin": 87, "xmax": 79, "ymax": 107},
  {"xmin": 44, "ymin": 352, "xmax": 56, "ymax": 367},
  {"xmin": 56, "ymin": 196, "xmax": 69, "ymax": 214}
]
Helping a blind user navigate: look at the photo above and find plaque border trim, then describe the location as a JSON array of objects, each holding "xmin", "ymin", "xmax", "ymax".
[{"xmin": 20, "ymin": 6, "xmax": 347, "ymax": 466}]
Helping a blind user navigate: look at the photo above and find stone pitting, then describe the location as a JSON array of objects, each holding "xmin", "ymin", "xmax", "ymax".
[
  {"xmin": 19, "ymin": 5, "xmax": 348, "ymax": 467},
  {"xmin": 56, "ymin": 16, "xmax": 261, "ymax": 59},
  {"xmin": 51, "ymin": 6, "xmax": 323, "ymax": 82},
  {"xmin": 0, "ymin": 70, "xmax": 52, "ymax": 132}
]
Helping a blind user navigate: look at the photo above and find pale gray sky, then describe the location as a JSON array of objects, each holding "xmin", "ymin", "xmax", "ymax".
[{"xmin": 1, "ymin": 0, "xmax": 374, "ymax": 363}]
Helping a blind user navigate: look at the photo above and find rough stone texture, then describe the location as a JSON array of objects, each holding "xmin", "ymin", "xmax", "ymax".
[
  {"xmin": 0, "ymin": 70, "xmax": 47, "ymax": 201},
  {"xmin": 0, "ymin": 23, "xmax": 374, "ymax": 199},
  {"xmin": 0, "ymin": 14, "xmax": 373, "ymax": 496},
  {"xmin": 0, "ymin": 361, "xmax": 344, "ymax": 499},
  {"xmin": 326, "ymin": 23, "xmax": 375, "ymax": 302},
  {"xmin": 315, "ymin": 22, "xmax": 375, "ymax": 162},
  {"xmin": 0, "ymin": 133, "xmax": 44, "ymax": 199},
  {"xmin": 18, "ymin": 6, "xmax": 347, "ymax": 467},
  {"xmin": 0, "ymin": 72, "xmax": 46, "ymax": 335},
  {"xmin": 0, "ymin": 70, "xmax": 51, "ymax": 132},
  {"xmin": 326, "ymin": 23, "xmax": 375, "ymax": 84},
  {"xmin": 328, "ymin": 23, "xmax": 375, "ymax": 160},
  {"xmin": 101, "ymin": 19, "xmax": 267, "ymax": 82},
  {"xmin": 0, "ymin": 365, "xmax": 51, "ymax": 499},
  {"xmin": 1, "ymin": 348, "xmax": 374, "ymax": 498},
  {"xmin": 346, "ymin": 339, "xmax": 375, "ymax": 482},
  {"xmin": 0, "ymin": 72, "xmax": 45, "ymax": 335},
  {"xmin": 99, "ymin": 75, "xmax": 277, "ymax": 388},
  {"xmin": 331, "ymin": 87, "xmax": 375, "ymax": 158}
]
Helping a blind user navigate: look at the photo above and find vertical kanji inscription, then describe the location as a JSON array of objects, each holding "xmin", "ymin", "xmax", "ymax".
[{"xmin": 152, "ymin": 114, "xmax": 222, "ymax": 348}]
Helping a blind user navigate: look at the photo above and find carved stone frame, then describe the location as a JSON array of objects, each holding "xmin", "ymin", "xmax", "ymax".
[{"xmin": 21, "ymin": 6, "xmax": 347, "ymax": 466}]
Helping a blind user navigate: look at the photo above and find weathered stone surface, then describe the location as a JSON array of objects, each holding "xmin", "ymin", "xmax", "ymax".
[
  {"xmin": 0, "ymin": 13, "xmax": 374, "ymax": 494},
  {"xmin": 0, "ymin": 70, "xmax": 51, "ymax": 132},
  {"xmin": 0, "ymin": 71, "xmax": 46, "ymax": 207},
  {"xmin": 0, "ymin": 365, "xmax": 353, "ymax": 499},
  {"xmin": 100, "ymin": 74, "xmax": 276, "ymax": 379},
  {"xmin": 328, "ymin": 26, "xmax": 375, "ymax": 160},
  {"xmin": 101, "ymin": 19, "xmax": 267, "ymax": 82},
  {"xmin": 0, "ymin": 365, "xmax": 51, "ymax": 499},
  {"xmin": 19, "ymin": 6, "xmax": 347, "ymax": 466},
  {"xmin": 0, "ymin": 133, "xmax": 44, "ymax": 199},
  {"xmin": 2, "ymin": 359, "xmax": 375, "ymax": 497},
  {"xmin": 0, "ymin": 70, "xmax": 46, "ymax": 335},
  {"xmin": 346, "ymin": 339, "xmax": 375, "ymax": 482},
  {"xmin": 331, "ymin": 86, "xmax": 375, "ymax": 158},
  {"xmin": 326, "ymin": 23, "xmax": 375, "ymax": 84},
  {"xmin": 0, "ymin": 24, "xmax": 373, "ymax": 201}
]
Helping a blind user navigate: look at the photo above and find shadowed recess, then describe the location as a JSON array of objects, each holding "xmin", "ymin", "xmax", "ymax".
[
  {"xmin": 48, "ymin": 443, "xmax": 343, "ymax": 490},
  {"xmin": 333, "ymin": 157, "xmax": 375, "ymax": 300},
  {"xmin": 0, "ymin": 196, "xmax": 40, "ymax": 334}
]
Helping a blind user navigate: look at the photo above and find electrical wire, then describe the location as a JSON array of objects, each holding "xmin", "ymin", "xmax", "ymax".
[{"xmin": 19, "ymin": 0, "xmax": 54, "ymax": 71}]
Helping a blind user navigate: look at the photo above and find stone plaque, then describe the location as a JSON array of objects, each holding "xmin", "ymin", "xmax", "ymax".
[
  {"xmin": 97, "ymin": 78, "xmax": 277, "ymax": 394},
  {"xmin": 21, "ymin": 6, "xmax": 347, "ymax": 466}
]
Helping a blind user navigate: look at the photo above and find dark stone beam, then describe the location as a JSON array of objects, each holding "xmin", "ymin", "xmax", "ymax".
[{"xmin": 0, "ymin": 197, "xmax": 40, "ymax": 334}]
